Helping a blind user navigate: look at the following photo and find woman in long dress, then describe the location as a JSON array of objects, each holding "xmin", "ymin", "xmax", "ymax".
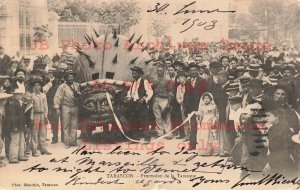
[{"xmin": 196, "ymin": 92, "xmax": 219, "ymax": 156}]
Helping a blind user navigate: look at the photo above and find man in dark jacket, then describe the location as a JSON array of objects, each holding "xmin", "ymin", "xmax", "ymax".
[
  {"xmin": 0, "ymin": 46, "xmax": 11, "ymax": 75},
  {"xmin": 5, "ymin": 89, "xmax": 27, "ymax": 163},
  {"xmin": 183, "ymin": 63, "xmax": 208, "ymax": 150},
  {"xmin": 124, "ymin": 66, "xmax": 153, "ymax": 141}
]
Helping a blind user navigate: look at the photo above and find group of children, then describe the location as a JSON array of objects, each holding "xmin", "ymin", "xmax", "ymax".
[{"xmin": 0, "ymin": 74, "xmax": 51, "ymax": 166}]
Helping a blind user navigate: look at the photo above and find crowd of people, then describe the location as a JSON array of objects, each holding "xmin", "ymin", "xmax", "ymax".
[{"xmin": 0, "ymin": 39, "xmax": 299, "ymax": 179}]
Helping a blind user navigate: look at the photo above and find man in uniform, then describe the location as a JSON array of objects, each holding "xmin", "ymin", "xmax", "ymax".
[{"xmin": 54, "ymin": 70, "xmax": 80, "ymax": 148}]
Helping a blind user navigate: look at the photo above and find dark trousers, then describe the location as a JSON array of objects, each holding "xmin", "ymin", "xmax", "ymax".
[
  {"xmin": 171, "ymin": 106, "xmax": 184, "ymax": 137},
  {"xmin": 49, "ymin": 108, "xmax": 64, "ymax": 142},
  {"xmin": 188, "ymin": 115, "xmax": 198, "ymax": 148},
  {"xmin": 125, "ymin": 101, "xmax": 149, "ymax": 140},
  {"xmin": 268, "ymin": 149, "xmax": 297, "ymax": 178},
  {"xmin": 226, "ymin": 120, "xmax": 238, "ymax": 149},
  {"xmin": 1, "ymin": 124, "xmax": 10, "ymax": 157}
]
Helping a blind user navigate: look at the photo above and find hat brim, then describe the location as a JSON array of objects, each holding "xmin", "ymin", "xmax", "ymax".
[
  {"xmin": 0, "ymin": 93, "xmax": 13, "ymax": 100},
  {"xmin": 292, "ymin": 134, "xmax": 300, "ymax": 144},
  {"xmin": 226, "ymin": 88, "xmax": 239, "ymax": 91},
  {"xmin": 248, "ymin": 68, "xmax": 263, "ymax": 71},
  {"xmin": 130, "ymin": 68, "xmax": 144, "ymax": 74},
  {"xmin": 12, "ymin": 92, "xmax": 25, "ymax": 94},
  {"xmin": 0, "ymin": 75, "xmax": 10, "ymax": 79},
  {"xmin": 64, "ymin": 72, "xmax": 76, "ymax": 76}
]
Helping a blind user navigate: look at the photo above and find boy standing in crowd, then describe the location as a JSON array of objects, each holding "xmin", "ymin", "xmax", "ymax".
[{"xmin": 31, "ymin": 78, "xmax": 51, "ymax": 156}]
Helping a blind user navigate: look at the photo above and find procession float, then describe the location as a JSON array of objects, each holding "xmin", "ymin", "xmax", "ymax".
[{"xmin": 73, "ymin": 29, "xmax": 157, "ymax": 143}]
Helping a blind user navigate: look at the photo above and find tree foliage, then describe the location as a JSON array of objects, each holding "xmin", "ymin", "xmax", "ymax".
[
  {"xmin": 47, "ymin": 0, "xmax": 141, "ymax": 33},
  {"xmin": 233, "ymin": 0, "xmax": 300, "ymax": 41}
]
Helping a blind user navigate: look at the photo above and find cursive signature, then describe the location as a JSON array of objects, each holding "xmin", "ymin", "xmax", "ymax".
[
  {"xmin": 231, "ymin": 173, "xmax": 300, "ymax": 189},
  {"xmin": 65, "ymin": 176, "xmax": 124, "ymax": 186}
]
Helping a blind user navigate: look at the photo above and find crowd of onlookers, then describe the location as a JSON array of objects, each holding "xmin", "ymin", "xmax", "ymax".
[{"xmin": 0, "ymin": 40, "xmax": 299, "ymax": 179}]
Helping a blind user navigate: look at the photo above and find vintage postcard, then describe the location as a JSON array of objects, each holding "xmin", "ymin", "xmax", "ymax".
[{"xmin": 0, "ymin": 0, "xmax": 299, "ymax": 189}]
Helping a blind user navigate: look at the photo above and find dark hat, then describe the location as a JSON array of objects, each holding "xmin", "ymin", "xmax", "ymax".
[
  {"xmin": 228, "ymin": 74, "xmax": 236, "ymax": 81},
  {"xmin": 31, "ymin": 78, "xmax": 43, "ymax": 86},
  {"xmin": 282, "ymin": 65, "xmax": 295, "ymax": 73},
  {"xmin": 230, "ymin": 57, "xmax": 238, "ymax": 63},
  {"xmin": 247, "ymin": 63, "xmax": 262, "ymax": 71},
  {"xmin": 11, "ymin": 59, "xmax": 19, "ymax": 64},
  {"xmin": 219, "ymin": 56, "xmax": 230, "ymax": 62},
  {"xmin": 177, "ymin": 70, "xmax": 187, "ymax": 77},
  {"xmin": 187, "ymin": 62, "xmax": 200, "ymax": 70},
  {"xmin": 130, "ymin": 66, "xmax": 144, "ymax": 74},
  {"xmin": 226, "ymin": 82, "xmax": 240, "ymax": 91},
  {"xmin": 23, "ymin": 58, "xmax": 31, "ymax": 61},
  {"xmin": 64, "ymin": 69, "xmax": 76, "ymax": 77},
  {"xmin": 14, "ymin": 68, "xmax": 27, "ymax": 76},
  {"xmin": 228, "ymin": 95, "xmax": 242, "ymax": 104},
  {"xmin": 249, "ymin": 78, "xmax": 263, "ymax": 87},
  {"xmin": 172, "ymin": 60, "xmax": 184, "ymax": 67},
  {"xmin": 209, "ymin": 61, "xmax": 222, "ymax": 68}
]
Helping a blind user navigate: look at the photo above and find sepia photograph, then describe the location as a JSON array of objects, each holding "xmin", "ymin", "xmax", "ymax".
[{"xmin": 0, "ymin": 0, "xmax": 299, "ymax": 189}]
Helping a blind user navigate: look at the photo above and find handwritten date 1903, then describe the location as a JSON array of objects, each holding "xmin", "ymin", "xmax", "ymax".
[{"xmin": 181, "ymin": 19, "xmax": 217, "ymax": 33}]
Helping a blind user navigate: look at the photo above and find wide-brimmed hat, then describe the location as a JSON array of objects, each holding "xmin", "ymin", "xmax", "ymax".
[
  {"xmin": 228, "ymin": 95, "xmax": 242, "ymax": 104},
  {"xmin": 31, "ymin": 78, "xmax": 43, "ymax": 86},
  {"xmin": 0, "ymin": 92, "xmax": 12, "ymax": 100},
  {"xmin": 177, "ymin": 70, "xmax": 187, "ymax": 77},
  {"xmin": 64, "ymin": 69, "xmax": 76, "ymax": 77},
  {"xmin": 209, "ymin": 61, "xmax": 222, "ymax": 69},
  {"xmin": 247, "ymin": 63, "xmax": 262, "ymax": 71},
  {"xmin": 130, "ymin": 66, "xmax": 144, "ymax": 74},
  {"xmin": 14, "ymin": 68, "xmax": 27, "ymax": 76},
  {"xmin": 187, "ymin": 62, "xmax": 200, "ymax": 70}
]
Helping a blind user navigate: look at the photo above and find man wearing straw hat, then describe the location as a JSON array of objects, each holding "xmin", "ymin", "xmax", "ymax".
[{"xmin": 0, "ymin": 92, "xmax": 12, "ymax": 167}]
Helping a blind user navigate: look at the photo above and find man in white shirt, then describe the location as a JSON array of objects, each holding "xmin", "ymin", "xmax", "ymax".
[
  {"xmin": 124, "ymin": 66, "xmax": 153, "ymax": 142},
  {"xmin": 12, "ymin": 69, "xmax": 27, "ymax": 93}
]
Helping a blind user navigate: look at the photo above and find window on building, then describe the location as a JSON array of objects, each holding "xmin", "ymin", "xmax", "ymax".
[
  {"xmin": 26, "ymin": 35, "xmax": 31, "ymax": 50},
  {"xmin": 19, "ymin": 13, "xmax": 23, "ymax": 28},
  {"xmin": 20, "ymin": 34, "xmax": 24, "ymax": 50},
  {"xmin": 26, "ymin": 16, "xmax": 30, "ymax": 29}
]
